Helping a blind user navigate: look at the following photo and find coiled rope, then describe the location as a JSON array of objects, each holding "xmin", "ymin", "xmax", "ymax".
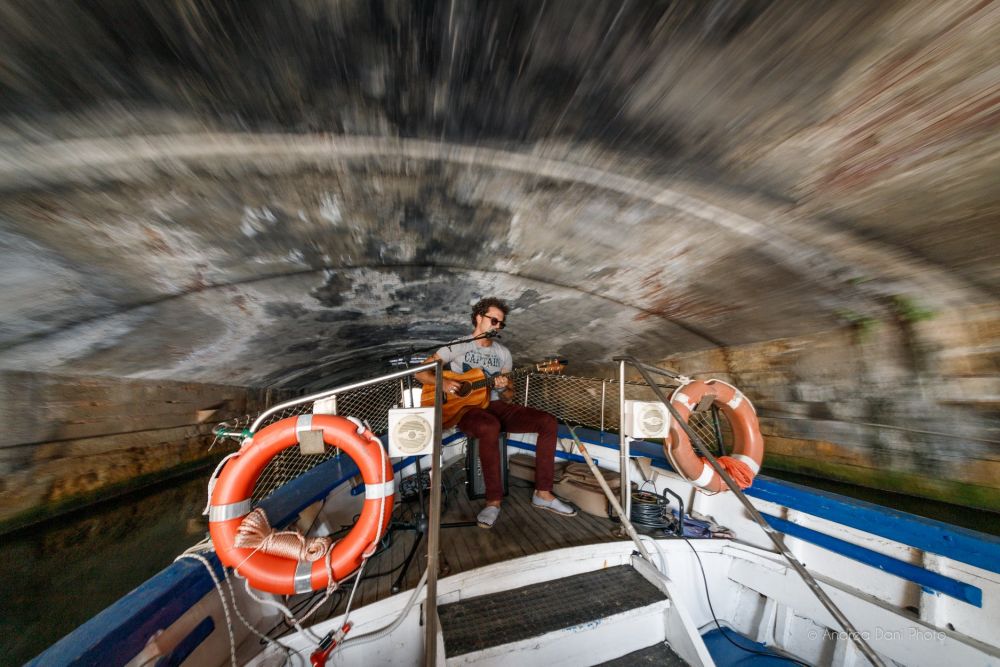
[{"xmin": 234, "ymin": 507, "xmax": 334, "ymax": 562}]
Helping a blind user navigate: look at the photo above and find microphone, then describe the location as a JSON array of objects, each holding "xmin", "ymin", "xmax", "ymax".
[{"xmin": 485, "ymin": 330, "xmax": 501, "ymax": 339}]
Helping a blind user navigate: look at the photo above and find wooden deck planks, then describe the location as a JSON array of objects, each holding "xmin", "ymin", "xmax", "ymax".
[{"xmin": 308, "ymin": 462, "xmax": 627, "ymax": 625}]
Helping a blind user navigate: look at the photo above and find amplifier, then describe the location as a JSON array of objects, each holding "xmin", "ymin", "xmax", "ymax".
[{"xmin": 465, "ymin": 435, "xmax": 509, "ymax": 500}]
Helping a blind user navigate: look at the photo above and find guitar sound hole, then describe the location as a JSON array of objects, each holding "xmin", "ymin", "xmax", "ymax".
[{"xmin": 456, "ymin": 382, "xmax": 473, "ymax": 397}]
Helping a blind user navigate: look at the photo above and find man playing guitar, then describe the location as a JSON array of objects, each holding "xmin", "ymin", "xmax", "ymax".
[{"xmin": 415, "ymin": 297, "xmax": 577, "ymax": 528}]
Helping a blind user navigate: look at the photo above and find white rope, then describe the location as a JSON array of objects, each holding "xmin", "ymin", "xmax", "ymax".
[
  {"xmin": 173, "ymin": 552, "xmax": 237, "ymax": 667},
  {"xmin": 175, "ymin": 541, "xmax": 307, "ymax": 667},
  {"xmin": 238, "ymin": 574, "xmax": 324, "ymax": 644},
  {"xmin": 370, "ymin": 428, "xmax": 390, "ymax": 547},
  {"xmin": 327, "ymin": 421, "xmax": 389, "ymax": 659},
  {"xmin": 294, "ymin": 554, "xmax": 339, "ymax": 628},
  {"xmin": 202, "ymin": 451, "xmax": 240, "ymax": 516},
  {"xmin": 339, "ymin": 557, "xmax": 368, "ymax": 628},
  {"xmin": 225, "ymin": 575, "xmax": 302, "ymax": 666}
]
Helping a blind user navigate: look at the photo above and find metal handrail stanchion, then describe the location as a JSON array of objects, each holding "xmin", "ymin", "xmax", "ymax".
[
  {"xmin": 599, "ymin": 380, "xmax": 606, "ymax": 434},
  {"xmin": 611, "ymin": 355, "xmax": 886, "ymax": 667},
  {"xmin": 617, "ymin": 360, "xmax": 630, "ymax": 532},
  {"xmin": 424, "ymin": 359, "xmax": 444, "ymax": 666}
]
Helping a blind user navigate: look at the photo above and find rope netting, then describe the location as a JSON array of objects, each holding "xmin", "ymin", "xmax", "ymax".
[
  {"xmin": 510, "ymin": 373, "xmax": 730, "ymax": 453},
  {"xmin": 213, "ymin": 376, "xmax": 411, "ymax": 503},
  {"xmin": 214, "ymin": 372, "xmax": 731, "ymax": 505}
]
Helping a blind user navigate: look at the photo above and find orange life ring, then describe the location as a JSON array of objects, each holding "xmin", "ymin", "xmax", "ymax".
[
  {"xmin": 665, "ymin": 379, "xmax": 763, "ymax": 493},
  {"xmin": 208, "ymin": 414, "xmax": 394, "ymax": 595}
]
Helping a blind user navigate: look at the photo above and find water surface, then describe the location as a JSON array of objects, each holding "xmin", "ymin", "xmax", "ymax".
[{"xmin": 0, "ymin": 470, "xmax": 210, "ymax": 666}]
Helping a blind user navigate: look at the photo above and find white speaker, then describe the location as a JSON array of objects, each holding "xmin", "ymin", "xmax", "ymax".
[
  {"xmin": 387, "ymin": 407, "xmax": 436, "ymax": 457},
  {"xmin": 624, "ymin": 400, "xmax": 671, "ymax": 439}
]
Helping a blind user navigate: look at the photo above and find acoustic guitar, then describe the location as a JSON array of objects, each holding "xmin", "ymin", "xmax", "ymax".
[{"xmin": 420, "ymin": 359, "xmax": 567, "ymax": 428}]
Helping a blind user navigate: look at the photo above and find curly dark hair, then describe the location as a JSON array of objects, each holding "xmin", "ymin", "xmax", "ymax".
[{"xmin": 470, "ymin": 297, "xmax": 509, "ymax": 327}]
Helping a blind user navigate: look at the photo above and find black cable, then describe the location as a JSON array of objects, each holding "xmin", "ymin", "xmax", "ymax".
[
  {"xmin": 630, "ymin": 491, "xmax": 675, "ymax": 530},
  {"xmin": 681, "ymin": 536, "xmax": 811, "ymax": 667}
]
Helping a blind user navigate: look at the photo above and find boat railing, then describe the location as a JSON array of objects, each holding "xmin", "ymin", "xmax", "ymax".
[
  {"xmin": 248, "ymin": 363, "xmax": 438, "ymax": 435},
  {"xmin": 225, "ymin": 366, "xmax": 714, "ymax": 503},
  {"xmin": 510, "ymin": 372, "xmax": 681, "ymax": 434},
  {"xmin": 217, "ymin": 361, "xmax": 448, "ymax": 665},
  {"xmin": 211, "ymin": 364, "xmax": 441, "ymax": 501},
  {"xmin": 611, "ymin": 355, "xmax": 886, "ymax": 667}
]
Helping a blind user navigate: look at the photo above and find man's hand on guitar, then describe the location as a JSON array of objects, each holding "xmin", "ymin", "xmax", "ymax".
[
  {"xmin": 443, "ymin": 378, "xmax": 462, "ymax": 395},
  {"xmin": 493, "ymin": 375, "xmax": 510, "ymax": 390}
]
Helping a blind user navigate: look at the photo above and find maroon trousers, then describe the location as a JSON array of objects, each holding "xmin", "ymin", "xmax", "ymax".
[{"xmin": 458, "ymin": 400, "xmax": 558, "ymax": 502}]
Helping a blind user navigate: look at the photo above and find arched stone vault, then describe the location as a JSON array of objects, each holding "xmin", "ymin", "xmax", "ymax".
[
  {"xmin": 0, "ymin": 1, "xmax": 997, "ymax": 527},
  {"xmin": 0, "ymin": 136, "xmax": 987, "ymax": 386}
]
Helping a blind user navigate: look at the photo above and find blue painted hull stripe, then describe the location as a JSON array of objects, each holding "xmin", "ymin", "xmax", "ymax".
[
  {"xmin": 26, "ymin": 555, "xmax": 227, "ymax": 667},
  {"xmin": 762, "ymin": 513, "xmax": 982, "ymax": 606},
  {"xmin": 155, "ymin": 615, "xmax": 214, "ymax": 667},
  {"xmin": 31, "ymin": 426, "xmax": 998, "ymax": 666},
  {"xmin": 506, "ymin": 438, "xmax": 587, "ymax": 464},
  {"xmin": 747, "ymin": 478, "xmax": 1000, "ymax": 575},
  {"xmin": 558, "ymin": 426, "xmax": 1000, "ymax": 575}
]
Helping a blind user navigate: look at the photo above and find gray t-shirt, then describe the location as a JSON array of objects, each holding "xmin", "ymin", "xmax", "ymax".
[{"xmin": 436, "ymin": 340, "xmax": 513, "ymax": 401}]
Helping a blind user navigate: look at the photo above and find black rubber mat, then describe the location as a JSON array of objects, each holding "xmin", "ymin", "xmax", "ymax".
[
  {"xmin": 596, "ymin": 641, "xmax": 689, "ymax": 666},
  {"xmin": 438, "ymin": 565, "xmax": 665, "ymax": 657}
]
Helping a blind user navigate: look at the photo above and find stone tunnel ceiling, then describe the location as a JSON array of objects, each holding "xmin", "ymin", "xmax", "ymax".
[{"xmin": 0, "ymin": 0, "xmax": 998, "ymax": 391}]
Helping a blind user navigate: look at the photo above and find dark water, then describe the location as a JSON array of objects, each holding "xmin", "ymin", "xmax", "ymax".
[
  {"xmin": 2, "ymin": 466, "xmax": 996, "ymax": 666},
  {"xmin": 0, "ymin": 470, "xmax": 211, "ymax": 667},
  {"xmin": 763, "ymin": 468, "xmax": 1000, "ymax": 537}
]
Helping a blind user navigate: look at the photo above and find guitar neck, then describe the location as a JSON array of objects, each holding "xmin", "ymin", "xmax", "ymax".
[{"xmin": 471, "ymin": 366, "xmax": 533, "ymax": 391}]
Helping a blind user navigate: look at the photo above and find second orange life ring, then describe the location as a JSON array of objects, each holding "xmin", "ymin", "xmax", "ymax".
[
  {"xmin": 665, "ymin": 379, "xmax": 763, "ymax": 493},
  {"xmin": 208, "ymin": 414, "xmax": 394, "ymax": 595}
]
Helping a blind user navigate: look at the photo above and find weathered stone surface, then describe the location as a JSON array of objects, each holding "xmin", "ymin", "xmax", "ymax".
[
  {"xmin": 663, "ymin": 304, "xmax": 1000, "ymax": 510},
  {"xmin": 0, "ymin": 2, "xmax": 997, "ymax": 515},
  {"xmin": 0, "ymin": 371, "xmax": 272, "ymax": 531}
]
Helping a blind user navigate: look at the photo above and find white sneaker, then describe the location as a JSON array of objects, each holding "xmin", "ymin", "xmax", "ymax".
[
  {"xmin": 477, "ymin": 505, "xmax": 501, "ymax": 529},
  {"xmin": 532, "ymin": 493, "xmax": 578, "ymax": 517}
]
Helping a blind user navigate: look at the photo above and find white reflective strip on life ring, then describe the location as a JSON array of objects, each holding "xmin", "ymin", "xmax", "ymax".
[
  {"xmin": 708, "ymin": 380, "xmax": 757, "ymax": 415},
  {"xmin": 295, "ymin": 414, "xmax": 314, "ymax": 439},
  {"xmin": 293, "ymin": 561, "xmax": 313, "ymax": 594},
  {"xmin": 692, "ymin": 462, "xmax": 715, "ymax": 488},
  {"xmin": 673, "ymin": 392, "xmax": 694, "ymax": 411},
  {"xmin": 727, "ymin": 391, "xmax": 743, "ymax": 410},
  {"xmin": 208, "ymin": 499, "xmax": 252, "ymax": 522},
  {"xmin": 364, "ymin": 479, "xmax": 395, "ymax": 500},
  {"xmin": 733, "ymin": 453, "xmax": 761, "ymax": 475}
]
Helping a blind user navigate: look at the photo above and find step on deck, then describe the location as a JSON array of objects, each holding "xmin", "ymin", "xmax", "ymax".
[
  {"xmin": 438, "ymin": 565, "xmax": 666, "ymax": 658},
  {"xmin": 595, "ymin": 641, "xmax": 688, "ymax": 666}
]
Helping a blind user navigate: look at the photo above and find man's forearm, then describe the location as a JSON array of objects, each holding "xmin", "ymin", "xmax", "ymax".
[
  {"xmin": 414, "ymin": 369, "xmax": 436, "ymax": 385},
  {"xmin": 414, "ymin": 355, "xmax": 442, "ymax": 385}
]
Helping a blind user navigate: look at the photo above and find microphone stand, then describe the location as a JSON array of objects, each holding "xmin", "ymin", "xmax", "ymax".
[{"xmin": 382, "ymin": 332, "xmax": 500, "ymax": 592}]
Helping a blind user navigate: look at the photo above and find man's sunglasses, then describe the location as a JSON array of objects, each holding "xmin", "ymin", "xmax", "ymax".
[{"xmin": 484, "ymin": 315, "xmax": 506, "ymax": 329}]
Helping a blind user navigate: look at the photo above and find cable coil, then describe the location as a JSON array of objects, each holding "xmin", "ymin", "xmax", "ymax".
[{"xmin": 629, "ymin": 489, "xmax": 675, "ymax": 531}]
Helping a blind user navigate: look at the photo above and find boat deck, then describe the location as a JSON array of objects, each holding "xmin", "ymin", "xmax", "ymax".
[{"xmin": 290, "ymin": 463, "xmax": 628, "ymax": 626}]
